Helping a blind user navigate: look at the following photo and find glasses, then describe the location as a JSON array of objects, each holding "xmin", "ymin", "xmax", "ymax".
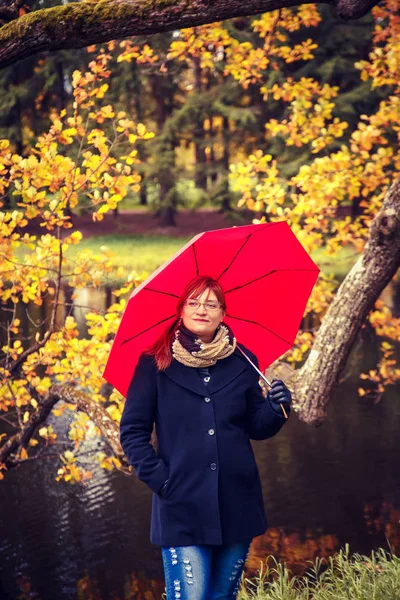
[{"xmin": 184, "ymin": 299, "xmax": 222, "ymax": 312}]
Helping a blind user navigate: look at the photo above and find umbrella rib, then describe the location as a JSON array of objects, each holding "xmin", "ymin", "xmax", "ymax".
[
  {"xmin": 144, "ymin": 288, "xmax": 180, "ymax": 299},
  {"xmin": 226, "ymin": 313, "xmax": 292, "ymax": 346},
  {"xmin": 121, "ymin": 314, "xmax": 176, "ymax": 345},
  {"xmin": 225, "ymin": 268, "xmax": 319, "ymax": 294},
  {"xmin": 192, "ymin": 243, "xmax": 199, "ymax": 276},
  {"xmin": 217, "ymin": 234, "xmax": 252, "ymax": 282}
]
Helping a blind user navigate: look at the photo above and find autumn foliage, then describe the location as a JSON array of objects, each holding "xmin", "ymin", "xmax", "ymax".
[{"xmin": 0, "ymin": 49, "xmax": 153, "ymax": 482}]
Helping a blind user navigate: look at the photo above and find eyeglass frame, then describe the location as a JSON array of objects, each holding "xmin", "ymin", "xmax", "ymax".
[{"xmin": 183, "ymin": 299, "xmax": 223, "ymax": 312}]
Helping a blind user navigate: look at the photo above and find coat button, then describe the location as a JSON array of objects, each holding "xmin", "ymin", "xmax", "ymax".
[
  {"xmin": 204, "ymin": 397, "xmax": 211, "ymax": 403},
  {"xmin": 204, "ymin": 376, "xmax": 210, "ymax": 382},
  {"xmin": 208, "ymin": 429, "xmax": 215, "ymax": 435},
  {"xmin": 210, "ymin": 463, "xmax": 217, "ymax": 470}
]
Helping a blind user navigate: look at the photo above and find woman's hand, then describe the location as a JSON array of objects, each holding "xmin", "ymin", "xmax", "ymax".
[{"xmin": 267, "ymin": 379, "xmax": 292, "ymax": 414}]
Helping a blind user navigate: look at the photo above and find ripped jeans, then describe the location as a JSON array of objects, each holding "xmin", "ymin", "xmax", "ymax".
[{"xmin": 161, "ymin": 539, "xmax": 252, "ymax": 600}]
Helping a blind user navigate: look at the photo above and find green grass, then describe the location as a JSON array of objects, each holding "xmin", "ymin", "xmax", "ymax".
[
  {"xmin": 237, "ymin": 546, "xmax": 400, "ymax": 600},
  {"xmin": 68, "ymin": 234, "xmax": 193, "ymax": 280}
]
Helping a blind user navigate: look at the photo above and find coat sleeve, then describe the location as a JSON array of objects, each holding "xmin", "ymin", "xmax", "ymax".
[
  {"xmin": 119, "ymin": 353, "xmax": 169, "ymax": 494},
  {"xmin": 244, "ymin": 352, "xmax": 291, "ymax": 441}
]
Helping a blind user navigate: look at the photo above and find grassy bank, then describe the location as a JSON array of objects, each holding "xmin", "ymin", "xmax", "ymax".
[
  {"xmin": 75, "ymin": 234, "xmax": 193, "ymax": 276},
  {"xmin": 13, "ymin": 232, "xmax": 359, "ymax": 287},
  {"xmin": 237, "ymin": 546, "xmax": 400, "ymax": 600}
]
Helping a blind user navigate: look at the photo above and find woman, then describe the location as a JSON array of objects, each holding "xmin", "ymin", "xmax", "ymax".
[{"xmin": 120, "ymin": 275, "xmax": 292, "ymax": 600}]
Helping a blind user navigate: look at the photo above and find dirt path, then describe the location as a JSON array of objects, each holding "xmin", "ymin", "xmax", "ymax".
[{"xmin": 24, "ymin": 208, "xmax": 255, "ymax": 238}]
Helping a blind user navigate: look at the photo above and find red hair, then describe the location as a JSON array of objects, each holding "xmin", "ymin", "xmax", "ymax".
[{"xmin": 144, "ymin": 275, "xmax": 227, "ymax": 371}]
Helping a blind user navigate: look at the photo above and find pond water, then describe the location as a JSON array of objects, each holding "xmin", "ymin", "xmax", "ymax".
[{"xmin": 0, "ymin": 285, "xmax": 399, "ymax": 600}]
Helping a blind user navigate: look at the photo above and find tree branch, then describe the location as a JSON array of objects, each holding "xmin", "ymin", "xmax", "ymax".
[
  {"xmin": 0, "ymin": 383, "xmax": 129, "ymax": 472},
  {"xmin": 0, "ymin": 0, "xmax": 379, "ymax": 69}
]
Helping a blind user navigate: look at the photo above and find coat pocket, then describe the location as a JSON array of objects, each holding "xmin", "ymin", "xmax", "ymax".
[
  {"xmin": 157, "ymin": 465, "xmax": 188, "ymax": 500},
  {"xmin": 158, "ymin": 473, "xmax": 180, "ymax": 499},
  {"xmin": 158, "ymin": 477, "xmax": 170, "ymax": 498}
]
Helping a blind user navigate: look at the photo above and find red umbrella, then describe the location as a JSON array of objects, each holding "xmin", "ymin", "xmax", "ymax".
[{"xmin": 103, "ymin": 221, "xmax": 320, "ymax": 398}]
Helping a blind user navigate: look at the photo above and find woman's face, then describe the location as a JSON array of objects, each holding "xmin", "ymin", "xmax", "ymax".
[{"xmin": 181, "ymin": 288, "xmax": 225, "ymax": 343}]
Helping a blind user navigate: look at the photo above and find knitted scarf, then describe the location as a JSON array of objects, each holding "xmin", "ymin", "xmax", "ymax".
[{"xmin": 172, "ymin": 321, "xmax": 237, "ymax": 368}]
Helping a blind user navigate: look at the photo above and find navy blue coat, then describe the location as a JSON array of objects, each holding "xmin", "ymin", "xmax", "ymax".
[{"xmin": 119, "ymin": 343, "xmax": 291, "ymax": 547}]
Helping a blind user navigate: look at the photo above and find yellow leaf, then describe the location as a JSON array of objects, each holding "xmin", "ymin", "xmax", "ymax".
[
  {"xmin": 97, "ymin": 204, "xmax": 110, "ymax": 215},
  {"xmin": 137, "ymin": 123, "xmax": 147, "ymax": 136}
]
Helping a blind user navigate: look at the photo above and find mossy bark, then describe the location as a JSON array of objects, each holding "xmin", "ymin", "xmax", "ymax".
[{"xmin": 0, "ymin": 0, "xmax": 379, "ymax": 69}]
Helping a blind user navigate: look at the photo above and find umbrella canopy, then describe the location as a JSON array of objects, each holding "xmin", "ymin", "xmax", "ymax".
[{"xmin": 103, "ymin": 221, "xmax": 320, "ymax": 397}]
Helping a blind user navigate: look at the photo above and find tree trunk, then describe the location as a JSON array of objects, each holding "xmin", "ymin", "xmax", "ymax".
[
  {"xmin": 219, "ymin": 115, "xmax": 231, "ymax": 213},
  {"xmin": 193, "ymin": 54, "xmax": 208, "ymax": 191},
  {"xmin": 209, "ymin": 135, "xmax": 218, "ymax": 185},
  {"xmin": 56, "ymin": 58, "xmax": 66, "ymax": 114},
  {"xmin": 139, "ymin": 176, "xmax": 147, "ymax": 206},
  {"xmin": 205, "ymin": 68, "xmax": 217, "ymax": 186},
  {"xmin": 135, "ymin": 65, "xmax": 148, "ymax": 207},
  {"xmin": 351, "ymin": 195, "xmax": 364, "ymax": 218},
  {"xmin": 158, "ymin": 198, "xmax": 176, "ymax": 226},
  {"xmin": 150, "ymin": 70, "xmax": 177, "ymax": 227},
  {"xmin": 291, "ymin": 178, "xmax": 400, "ymax": 426},
  {"xmin": 0, "ymin": 0, "xmax": 380, "ymax": 70}
]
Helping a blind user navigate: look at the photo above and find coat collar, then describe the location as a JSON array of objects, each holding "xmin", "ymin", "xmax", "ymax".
[{"xmin": 163, "ymin": 345, "xmax": 248, "ymax": 396}]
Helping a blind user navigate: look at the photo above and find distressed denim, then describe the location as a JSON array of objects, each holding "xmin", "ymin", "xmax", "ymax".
[{"xmin": 161, "ymin": 539, "xmax": 252, "ymax": 600}]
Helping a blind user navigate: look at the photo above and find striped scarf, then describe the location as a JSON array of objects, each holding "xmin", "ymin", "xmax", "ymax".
[{"xmin": 172, "ymin": 321, "xmax": 237, "ymax": 368}]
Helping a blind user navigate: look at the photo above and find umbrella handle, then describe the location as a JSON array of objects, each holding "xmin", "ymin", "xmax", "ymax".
[{"xmin": 237, "ymin": 346, "xmax": 289, "ymax": 419}]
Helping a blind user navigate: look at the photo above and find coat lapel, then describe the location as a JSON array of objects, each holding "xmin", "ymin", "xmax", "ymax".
[{"xmin": 163, "ymin": 347, "xmax": 248, "ymax": 396}]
